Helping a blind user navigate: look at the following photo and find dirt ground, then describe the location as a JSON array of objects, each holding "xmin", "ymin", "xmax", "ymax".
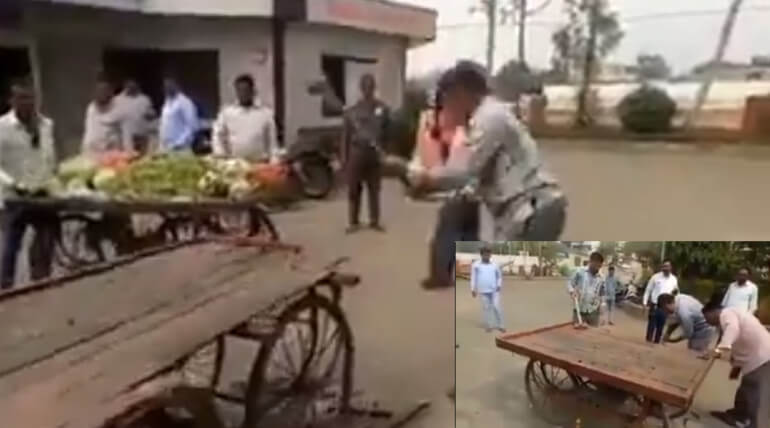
[{"xmin": 456, "ymin": 277, "xmax": 739, "ymax": 428}]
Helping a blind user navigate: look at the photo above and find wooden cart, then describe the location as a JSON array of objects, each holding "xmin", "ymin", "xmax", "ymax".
[
  {"xmin": 0, "ymin": 239, "xmax": 428, "ymax": 428},
  {"xmin": 496, "ymin": 323, "xmax": 715, "ymax": 427}
]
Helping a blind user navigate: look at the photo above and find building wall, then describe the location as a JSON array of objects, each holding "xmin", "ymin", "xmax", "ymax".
[
  {"xmin": 25, "ymin": 4, "xmax": 274, "ymax": 156},
  {"xmin": 284, "ymin": 22, "xmax": 406, "ymax": 143}
]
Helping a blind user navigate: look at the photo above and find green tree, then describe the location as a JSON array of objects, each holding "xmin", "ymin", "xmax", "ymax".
[
  {"xmin": 550, "ymin": 0, "xmax": 623, "ymax": 125},
  {"xmin": 492, "ymin": 60, "xmax": 541, "ymax": 102},
  {"xmin": 597, "ymin": 241, "xmax": 619, "ymax": 261}
]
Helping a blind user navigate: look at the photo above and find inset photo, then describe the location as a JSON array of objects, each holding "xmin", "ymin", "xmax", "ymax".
[{"xmin": 456, "ymin": 241, "xmax": 770, "ymax": 428}]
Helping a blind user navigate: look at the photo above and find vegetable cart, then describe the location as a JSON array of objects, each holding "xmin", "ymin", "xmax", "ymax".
[
  {"xmin": 496, "ymin": 323, "xmax": 715, "ymax": 427},
  {"xmin": 0, "ymin": 238, "xmax": 429, "ymax": 428}
]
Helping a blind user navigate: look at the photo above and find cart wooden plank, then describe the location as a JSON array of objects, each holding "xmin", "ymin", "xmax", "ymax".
[
  {"xmin": 496, "ymin": 322, "xmax": 714, "ymax": 409},
  {"xmin": 4, "ymin": 196, "xmax": 267, "ymax": 214},
  {"xmin": 0, "ymin": 242, "xmax": 320, "ymax": 428}
]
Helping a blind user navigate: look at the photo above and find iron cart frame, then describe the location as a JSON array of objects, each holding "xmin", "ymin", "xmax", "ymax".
[
  {"xmin": 4, "ymin": 196, "xmax": 281, "ymax": 270},
  {"xmin": 496, "ymin": 322, "xmax": 715, "ymax": 428},
  {"xmin": 0, "ymin": 238, "xmax": 426, "ymax": 428}
]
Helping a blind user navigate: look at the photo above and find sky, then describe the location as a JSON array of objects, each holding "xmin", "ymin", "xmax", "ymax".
[{"xmin": 399, "ymin": 0, "xmax": 770, "ymax": 77}]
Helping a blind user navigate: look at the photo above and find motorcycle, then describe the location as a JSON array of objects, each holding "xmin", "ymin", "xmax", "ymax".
[{"xmin": 280, "ymin": 137, "xmax": 335, "ymax": 200}]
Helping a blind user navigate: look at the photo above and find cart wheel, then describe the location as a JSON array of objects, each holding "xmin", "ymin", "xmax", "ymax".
[
  {"xmin": 241, "ymin": 293, "xmax": 354, "ymax": 428},
  {"xmin": 524, "ymin": 359, "xmax": 582, "ymax": 426},
  {"xmin": 55, "ymin": 214, "xmax": 109, "ymax": 268}
]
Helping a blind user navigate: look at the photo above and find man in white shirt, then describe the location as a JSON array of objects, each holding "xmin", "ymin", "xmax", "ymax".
[
  {"xmin": 159, "ymin": 75, "xmax": 198, "ymax": 152},
  {"xmin": 703, "ymin": 300, "xmax": 770, "ymax": 428},
  {"xmin": 0, "ymin": 80, "xmax": 57, "ymax": 288},
  {"xmin": 642, "ymin": 260, "xmax": 679, "ymax": 344},
  {"xmin": 115, "ymin": 78, "xmax": 155, "ymax": 153},
  {"xmin": 471, "ymin": 245, "xmax": 504, "ymax": 333},
  {"xmin": 82, "ymin": 78, "xmax": 132, "ymax": 155},
  {"xmin": 723, "ymin": 267, "xmax": 759, "ymax": 315},
  {"xmin": 212, "ymin": 74, "xmax": 279, "ymax": 163}
]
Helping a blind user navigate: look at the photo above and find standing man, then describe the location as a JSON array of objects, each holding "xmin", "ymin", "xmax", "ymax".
[
  {"xmin": 470, "ymin": 245, "xmax": 504, "ymax": 332},
  {"xmin": 82, "ymin": 77, "xmax": 131, "ymax": 155},
  {"xmin": 0, "ymin": 80, "xmax": 57, "ymax": 288},
  {"xmin": 642, "ymin": 260, "xmax": 679, "ymax": 344},
  {"xmin": 703, "ymin": 300, "xmax": 770, "ymax": 428},
  {"xmin": 567, "ymin": 252, "xmax": 605, "ymax": 327},
  {"xmin": 722, "ymin": 267, "xmax": 759, "ymax": 315},
  {"xmin": 604, "ymin": 265, "xmax": 620, "ymax": 325},
  {"xmin": 212, "ymin": 74, "xmax": 279, "ymax": 163},
  {"xmin": 659, "ymin": 293, "xmax": 716, "ymax": 352},
  {"xmin": 407, "ymin": 61, "xmax": 567, "ymax": 240},
  {"xmin": 159, "ymin": 75, "xmax": 198, "ymax": 152},
  {"xmin": 342, "ymin": 73, "xmax": 390, "ymax": 233},
  {"xmin": 115, "ymin": 78, "xmax": 155, "ymax": 153}
]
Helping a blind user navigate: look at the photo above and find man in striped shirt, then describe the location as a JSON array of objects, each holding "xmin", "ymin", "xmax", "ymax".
[{"xmin": 567, "ymin": 252, "xmax": 605, "ymax": 327}]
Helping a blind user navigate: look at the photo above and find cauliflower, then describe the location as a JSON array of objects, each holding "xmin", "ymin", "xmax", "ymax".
[
  {"xmin": 92, "ymin": 168, "xmax": 119, "ymax": 191},
  {"xmin": 228, "ymin": 179, "xmax": 259, "ymax": 200}
]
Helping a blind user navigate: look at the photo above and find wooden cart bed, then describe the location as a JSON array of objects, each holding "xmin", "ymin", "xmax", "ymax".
[
  {"xmin": 0, "ymin": 241, "xmax": 316, "ymax": 428},
  {"xmin": 495, "ymin": 322, "xmax": 715, "ymax": 409}
]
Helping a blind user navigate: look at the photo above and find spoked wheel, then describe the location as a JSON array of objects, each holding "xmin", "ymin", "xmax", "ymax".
[
  {"xmin": 241, "ymin": 293, "xmax": 354, "ymax": 428},
  {"xmin": 179, "ymin": 336, "xmax": 226, "ymax": 390},
  {"xmin": 524, "ymin": 359, "xmax": 582, "ymax": 426},
  {"xmin": 54, "ymin": 214, "xmax": 110, "ymax": 268}
]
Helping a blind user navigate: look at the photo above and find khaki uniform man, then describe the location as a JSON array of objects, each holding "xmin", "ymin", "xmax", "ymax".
[{"xmin": 342, "ymin": 74, "xmax": 390, "ymax": 233}]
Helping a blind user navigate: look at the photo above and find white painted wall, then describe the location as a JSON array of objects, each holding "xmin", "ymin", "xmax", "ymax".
[
  {"xmin": 284, "ymin": 22, "xmax": 406, "ymax": 143},
  {"xmin": 42, "ymin": 0, "xmax": 274, "ymax": 16}
]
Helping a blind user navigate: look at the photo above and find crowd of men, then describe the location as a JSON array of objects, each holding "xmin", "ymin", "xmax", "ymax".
[
  {"xmin": 565, "ymin": 254, "xmax": 768, "ymax": 428},
  {"xmin": 0, "ymin": 72, "xmax": 282, "ymax": 288}
]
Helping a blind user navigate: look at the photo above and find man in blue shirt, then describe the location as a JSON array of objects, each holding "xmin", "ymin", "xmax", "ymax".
[
  {"xmin": 160, "ymin": 75, "xmax": 198, "ymax": 151},
  {"xmin": 659, "ymin": 293, "xmax": 716, "ymax": 352},
  {"xmin": 604, "ymin": 265, "xmax": 621, "ymax": 325},
  {"xmin": 471, "ymin": 245, "xmax": 504, "ymax": 332}
]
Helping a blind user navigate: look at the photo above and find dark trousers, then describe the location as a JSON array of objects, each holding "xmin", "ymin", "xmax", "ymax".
[
  {"xmin": 733, "ymin": 361, "xmax": 770, "ymax": 428},
  {"xmin": 1, "ymin": 209, "xmax": 56, "ymax": 289},
  {"xmin": 431, "ymin": 199, "xmax": 479, "ymax": 283},
  {"xmin": 646, "ymin": 304, "xmax": 667, "ymax": 343},
  {"xmin": 347, "ymin": 148, "xmax": 382, "ymax": 226}
]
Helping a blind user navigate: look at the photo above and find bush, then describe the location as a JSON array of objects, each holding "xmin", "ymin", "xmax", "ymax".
[
  {"xmin": 617, "ymin": 84, "xmax": 677, "ymax": 133},
  {"xmin": 679, "ymin": 279, "xmax": 720, "ymax": 303}
]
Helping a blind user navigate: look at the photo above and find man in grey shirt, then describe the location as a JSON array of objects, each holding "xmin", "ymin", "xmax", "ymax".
[
  {"xmin": 659, "ymin": 293, "xmax": 716, "ymax": 352},
  {"xmin": 408, "ymin": 61, "xmax": 566, "ymax": 240}
]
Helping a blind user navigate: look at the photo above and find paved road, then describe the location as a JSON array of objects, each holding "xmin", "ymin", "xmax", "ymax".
[
  {"xmin": 541, "ymin": 141, "xmax": 770, "ymax": 240},
  {"xmin": 456, "ymin": 277, "xmax": 737, "ymax": 428}
]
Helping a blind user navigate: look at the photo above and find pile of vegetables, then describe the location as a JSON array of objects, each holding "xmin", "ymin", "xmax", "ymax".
[{"xmin": 50, "ymin": 152, "xmax": 291, "ymax": 201}]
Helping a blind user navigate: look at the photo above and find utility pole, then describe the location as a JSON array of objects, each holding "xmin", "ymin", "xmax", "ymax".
[
  {"xmin": 517, "ymin": 0, "xmax": 527, "ymax": 63},
  {"xmin": 576, "ymin": 0, "xmax": 599, "ymax": 127},
  {"xmin": 686, "ymin": 0, "xmax": 745, "ymax": 129},
  {"xmin": 660, "ymin": 241, "xmax": 667, "ymax": 262},
  {"xmin": 486, "ymin": 0, "xmax": 498, "ymax": 71}
]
